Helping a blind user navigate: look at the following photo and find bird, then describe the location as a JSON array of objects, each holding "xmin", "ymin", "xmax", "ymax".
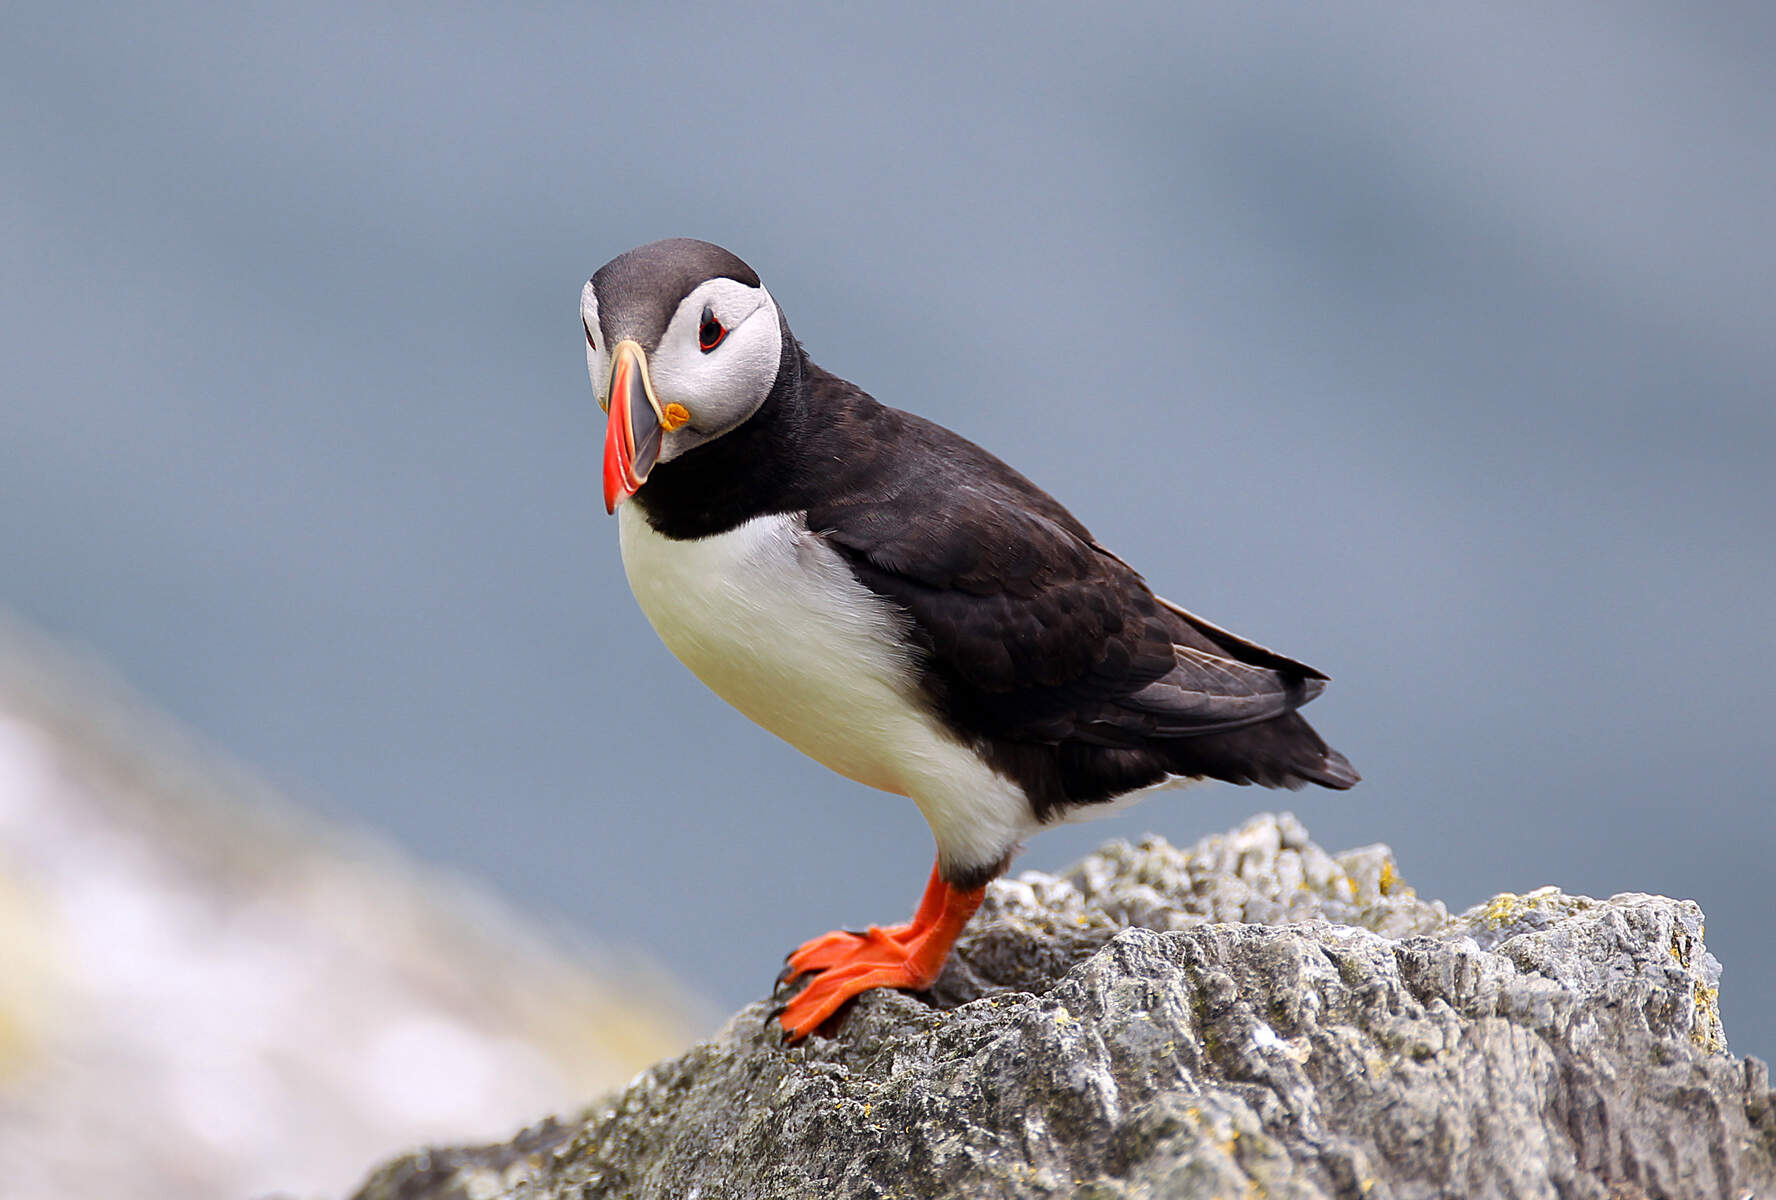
[{"xmin": 582, "ymin": 238, "xmax": 1358, "ymax": 1042}]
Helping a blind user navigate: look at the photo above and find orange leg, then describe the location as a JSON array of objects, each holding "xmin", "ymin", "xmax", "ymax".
[{"xmin": 776, "ymin": 857, "xmax": 986, "ymax": 1042}]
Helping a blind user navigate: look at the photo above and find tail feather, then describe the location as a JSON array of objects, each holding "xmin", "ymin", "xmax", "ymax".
[{"xmin": 1167, "ymin": 711, "xmax": 1360, "ymax": 791}]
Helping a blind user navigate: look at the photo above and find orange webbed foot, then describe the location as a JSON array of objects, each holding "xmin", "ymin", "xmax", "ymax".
[
  {"xmin": 778, "ymin": 922, "xmax": 919, "ymax": 987},
  {"xmin": 776, "ymin": 859, "xmax": 985, "ymax": 1043}
]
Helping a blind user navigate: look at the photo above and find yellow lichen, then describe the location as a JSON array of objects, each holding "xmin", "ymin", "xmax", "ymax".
[
  {"xmin": 1479, "ymin": 891, "xmax": 1538, "ymax": 927},
  {"xmin": 1375, "ymin": 859, "xmax": 1415, "ymax": 898},
  {"xmin": 1478, "ymin": 886, "xmax": 1597, "ymax": 930},
  {"xmin": 1691, "ymin": 983, "xmax": 1726, "ymax": 1054}
]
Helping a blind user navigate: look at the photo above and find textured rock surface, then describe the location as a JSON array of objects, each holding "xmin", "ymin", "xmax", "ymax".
[{"xmin": 352, "ymin": 814, "xmax": 1776, "ymax": 1200}]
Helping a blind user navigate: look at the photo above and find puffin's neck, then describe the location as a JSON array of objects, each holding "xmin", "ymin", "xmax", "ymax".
[{"xmin": 632, "ymin": 330, "xmax": 832, "ymax": 540}]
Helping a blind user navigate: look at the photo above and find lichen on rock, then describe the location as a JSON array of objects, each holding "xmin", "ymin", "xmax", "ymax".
[{"xmin": 351, "ymin": 814, "xmax": 1776, "ymax": 1200}]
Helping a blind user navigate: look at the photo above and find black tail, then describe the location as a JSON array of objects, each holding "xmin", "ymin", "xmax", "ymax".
[{"xmin": 1166, "ymin": 710, "xmax": 1360, "ymax": 791}]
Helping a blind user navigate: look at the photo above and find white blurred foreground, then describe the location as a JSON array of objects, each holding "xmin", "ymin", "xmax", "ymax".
[{"xmin": 0, "ymin": 617, "xmax": 701, "ymax": 1200}]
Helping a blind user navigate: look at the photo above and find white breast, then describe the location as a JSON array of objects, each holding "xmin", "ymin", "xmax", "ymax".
[{"xmin": 616, "ymin": 506, "xmax": 1038, "ymax": 873}]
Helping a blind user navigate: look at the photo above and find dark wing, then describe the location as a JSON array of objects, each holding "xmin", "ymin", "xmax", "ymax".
[{"xmin": 803, "ymin": 406, "xmax": 1327, "ymax": 752}]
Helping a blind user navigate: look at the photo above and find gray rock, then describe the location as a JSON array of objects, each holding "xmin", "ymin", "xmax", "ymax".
[{"xmin": 350, "ymin": 814, "xmax": 1776, "ymax": 1200}]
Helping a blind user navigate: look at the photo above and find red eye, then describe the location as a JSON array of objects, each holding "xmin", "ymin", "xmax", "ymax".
[
  {"xmin": 698, "ymin": 308, "xmax": 726, "ymax": 353},
  {"xmin": 583, "ymin": 315, "xmax": 597, "ymax": 351}
]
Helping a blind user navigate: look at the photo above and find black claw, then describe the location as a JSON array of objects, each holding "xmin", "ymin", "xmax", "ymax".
[{"xmin": 774, "ymin": 963, "xmax": 806, "ymax": 993}]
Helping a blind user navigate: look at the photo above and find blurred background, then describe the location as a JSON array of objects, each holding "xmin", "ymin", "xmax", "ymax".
[{"xmin": 2, "ymin": 3, "xmax": 1772, "ymax": 1196}]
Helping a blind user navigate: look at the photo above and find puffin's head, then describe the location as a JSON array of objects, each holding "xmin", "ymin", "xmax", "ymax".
[{"xmin": 581, "ymin": 238, "xmax": 784, "ymax": 512}]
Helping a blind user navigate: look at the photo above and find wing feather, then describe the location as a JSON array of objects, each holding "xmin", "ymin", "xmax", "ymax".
[{"xmin": 805, "ymin": 410, "xmax": 1324, "ymax": 749}]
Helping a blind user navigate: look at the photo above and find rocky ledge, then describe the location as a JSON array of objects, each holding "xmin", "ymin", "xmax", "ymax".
[{"xmin": 352, "ymin": 815, "xmax": 1775, "ymax": 1199}]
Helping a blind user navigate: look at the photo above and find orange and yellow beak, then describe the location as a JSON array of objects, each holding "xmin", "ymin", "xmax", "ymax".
[{"xmin": 601, "ymin": 339, "xmax": 687, "ymax": 513}]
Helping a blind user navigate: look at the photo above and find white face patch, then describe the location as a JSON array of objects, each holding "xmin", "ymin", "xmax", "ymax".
[
  {"xmin": 580, "ymin": 278, "xmax": 607, "ymax": 409},
  {"xmin": 580, "ymin": 277, "xmax": 783, "ymax": 465},
  {"xmin": 646, "ymin": 280, "xmax": 783, "ymax": 463}
]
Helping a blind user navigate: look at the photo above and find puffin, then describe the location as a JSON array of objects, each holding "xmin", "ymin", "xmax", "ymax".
[{"xmin": 582, "ymin": 238, "xmax": 1358, "ymax": 1042}]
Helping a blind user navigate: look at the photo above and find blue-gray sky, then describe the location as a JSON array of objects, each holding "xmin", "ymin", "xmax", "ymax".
[{"xmin": 4, "ymin": 2, "xmax": 1772, "ymax": 1058}]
